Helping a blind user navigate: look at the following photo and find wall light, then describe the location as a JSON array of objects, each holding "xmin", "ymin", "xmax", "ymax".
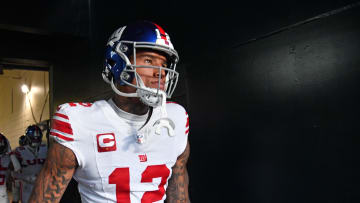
[{"xmin": 21, "ymin": 84, "xmax": 29, "ymax": 94}]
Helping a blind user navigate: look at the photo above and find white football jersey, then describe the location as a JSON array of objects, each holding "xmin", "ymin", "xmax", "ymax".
[
  {"xmin": 0, "ymin": 153, "xmax": 10, "ymax": 187},
  {"xmin": 0, "ymin": 153, "xmax": 10, "ymax": 203},
  {"xmin": 50, "ymin": 100, "xmax": 189, "ymax": 203},
  {"xmin": 14, "ymin": 144, "xmax": 48, "ymax": 203}
]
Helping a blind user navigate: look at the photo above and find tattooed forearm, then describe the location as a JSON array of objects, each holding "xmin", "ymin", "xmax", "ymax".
[
  {"xmin": 29, "ymin": 142, "xmax": 77, "ymax": 203},
  {"xmin": 166, "ymin": 141, "xmax": 190, "ymax": 203}
]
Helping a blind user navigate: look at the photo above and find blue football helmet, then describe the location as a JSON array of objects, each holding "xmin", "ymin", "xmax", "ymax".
[
  {"xmin": 19, "ymin": 135, "xmax": 27, "ymax": 146},
  {"xmin": 25, "ymin": 125, "xmax": 43, "ymax": 148},
  {"xmin": 102, "ymin": 21, "xmax": 179, "ymax": 107}
]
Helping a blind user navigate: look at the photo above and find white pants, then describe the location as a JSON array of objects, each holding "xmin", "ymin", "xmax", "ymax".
[
  {"xmin": 20, "ymin": 181, "xmax": 34, "ymax": 203},
  {"xmin": 0, "ymin": 185, "xmax": 9, "ymax": 203}
]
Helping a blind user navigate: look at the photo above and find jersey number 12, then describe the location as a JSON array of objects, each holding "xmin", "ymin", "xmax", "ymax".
[{"xmin": 109, "ymin": 164, "xmax": 170, "ymax": 202}]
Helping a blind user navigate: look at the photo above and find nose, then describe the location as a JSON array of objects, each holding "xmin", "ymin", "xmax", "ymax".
[{"xmin": 154, "ymin": 68, "xmax": 166, "ymax": 79}]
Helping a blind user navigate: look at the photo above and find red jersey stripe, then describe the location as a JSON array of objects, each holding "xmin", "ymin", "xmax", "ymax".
[
  {"xmin": 54, "ymin": 113, "xmax": 69, "ymax": 120},
  {"xmin": 186, "ymin": 116, "xmax": 189, "ymax": 127},
  {"xmin": 52, "ymin": 119, "xmax": 73, "ymax": 135},
  {"xmin": 185, "ymin": 128, "xmax": 189, "ymax": 134},
  {"xmin": 50, "ymin": 132, "xmax": 74, "ymax": 141}
]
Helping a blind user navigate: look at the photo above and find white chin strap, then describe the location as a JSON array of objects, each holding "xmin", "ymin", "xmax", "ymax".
[
  {"xmin": 109, "ymin": 75, "xmax": 176, "ymax": 144},
  {"xmin": 136, "ymin": 75, "xmax": 163, "ymax": 107},
  {"xmin": 135, "ymin": 91, "xmax": 176, "ymax": 144},
  {"xmin": 153, "ymin": 91, "xmax": 175, "ymax": 137},
  {"xmin": 110, "ymin": 76, "xmax": 163, "ymax": 104},
  {"xmin": 137, "ymin": 87, "xmax": 162, "ymax": 107}
]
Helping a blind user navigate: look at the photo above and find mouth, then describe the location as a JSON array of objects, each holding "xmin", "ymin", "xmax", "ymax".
[{"xmin": 150, "ymin": 81, "xmax": 165, "ymax": 90}]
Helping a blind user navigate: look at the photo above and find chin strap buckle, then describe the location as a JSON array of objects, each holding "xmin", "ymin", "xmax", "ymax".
[{"xmin": 135, "ymin": 92, "xmax": 176, "ymax": 144}]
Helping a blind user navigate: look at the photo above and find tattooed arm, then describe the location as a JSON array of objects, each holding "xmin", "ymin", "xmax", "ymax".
[
  {"xmin": 166, "ymin": 141, "xmax": 190, "ymax": 203},
  {"xmin": 28, "ymin": 141, "xmax": 78, "ymax": 203}
]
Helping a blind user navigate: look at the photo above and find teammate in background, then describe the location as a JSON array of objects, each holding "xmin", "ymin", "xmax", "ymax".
[
  {"xmin": 10, "ymin": 135, "xmax": 28, "ymax": 203},
  {"xmin": 0, "ymin": 133, "xmax": 12, "ymax": 203},
  {"xmin": 18, "ymin": 135, "xmax": 28, "ymax": 147},
  {"xmin": 12, "ymin": 125, "xmax": 47, "ymax": 203},
  {"xmin": 30, "ymin": 21, "xmax": 190, "ymax": 202}
]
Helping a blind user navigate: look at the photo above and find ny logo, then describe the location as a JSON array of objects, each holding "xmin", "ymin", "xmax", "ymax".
[
  {"xmin": 155, "ymin": 29, "xmax": 170, "ymax": 46},
  {"xmin": 138, "ymin": 154, "xmax": 147, "ymax": 162}
]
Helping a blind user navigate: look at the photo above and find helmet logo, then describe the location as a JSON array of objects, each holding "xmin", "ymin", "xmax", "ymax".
[
  {"xmin": 155, "ymin": 28, "xmax": 171, "ymax": 47},
  {"xmin": 155, "ymin": 28, "xmax": 169, "ymax": 45}
]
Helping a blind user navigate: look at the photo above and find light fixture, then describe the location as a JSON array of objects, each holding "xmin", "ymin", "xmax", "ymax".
[{"xmin": 21, "ymin": 84, "xmax": 29, "ymax": 94}]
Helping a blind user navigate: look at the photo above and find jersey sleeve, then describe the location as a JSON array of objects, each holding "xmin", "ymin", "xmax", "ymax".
[
  {"xmin": 10, "ymin": 151, "xmax": 21, "ymax": 172},
  {"xmin": 12, "ymin": 148, "xmax": 23, "ymax": 163},
  {"xmin": 177, "ymin": 109, "xmax": 189, "ymax": 157},
  {"xmin": 50, "ymin": 104, "xmax": 84, "ymax": 167},
  {"xmin": 179, "ymin": 108, "xmax": 189, "ymax": 156}
]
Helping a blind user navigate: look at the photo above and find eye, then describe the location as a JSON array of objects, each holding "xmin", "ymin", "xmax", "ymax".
[
  {"xmin": 144, "ymin": 58, "xmax": 152, "ymax": 64},
  {"xmin": 162, "ymin": 63, "xmax": 168, "ymax": 68}
]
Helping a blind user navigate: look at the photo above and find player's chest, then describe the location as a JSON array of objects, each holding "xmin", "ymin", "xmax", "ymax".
[
  {"xmin": 0, "ymin": 156, "xmax": 10, "ymax": 171},
  {"xmin": 20, "ymin": 149, "xmax": 46, "ymax": 166},
  {"xmin": 80, "ymin": 127, "xmax": 178, "ymax": 178},
  {"xmin": 78, "ymin": 120, "xmax": 179, "ymax": 160}
]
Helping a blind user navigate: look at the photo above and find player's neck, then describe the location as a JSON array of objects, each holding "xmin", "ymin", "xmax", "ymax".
[{"xmin": 112, "ymin": 95, "xmax": 149, "ymax": 116}]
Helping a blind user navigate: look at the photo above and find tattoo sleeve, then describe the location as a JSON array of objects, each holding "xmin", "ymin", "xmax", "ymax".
[
  {"xmin": 28, "ymin": 141, "xmax": 78, "ymax": 203},
  {"xmin": 166, "ymin": 141, "xmax": 190, "ymax": 203}
]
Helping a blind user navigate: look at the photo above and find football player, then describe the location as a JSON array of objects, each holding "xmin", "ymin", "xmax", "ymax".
[
  {"xmin": 0, "ymin": 133, "xmax": 11, "ymax": 203},
  {"xmin": 13, "ymin": 125, "xmax": 47, "ymax": 203},
  {"xmin": 29, "ymin": 21, "xmax": 190, "ymax": 203},
  {"xmin": 10, "ymin": 135, "xmax": 28, "ymax": 203},
  {"xmin": 18, "ymin": 135, "xmax": 27, "ymax": 147}
]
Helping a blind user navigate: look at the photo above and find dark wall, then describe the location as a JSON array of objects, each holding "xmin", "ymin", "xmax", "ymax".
[
  {"xmin": 186, "ymin": 6, "xmax": 360, "ymax": 202},
  {"xmin": 1, "ymin": 1, "xmax": 360, "ymax": 202},
  {"xmin": 0, "ymin": 29, "xmax": 109, "ymax": 109}
]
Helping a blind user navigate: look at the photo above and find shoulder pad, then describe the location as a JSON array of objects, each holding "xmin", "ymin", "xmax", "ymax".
[{"xmin": 166, "ymin": 101, "xmax": 187, "ymax": 114}]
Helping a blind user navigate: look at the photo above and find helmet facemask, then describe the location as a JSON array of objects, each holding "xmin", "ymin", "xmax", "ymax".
[
  {"xmin": 113, "ymin": 41, "xmax": 179, "ymax": 107},
  {"xmin": 25, "ymin": 126, "xmax": 43, "ymax": 149},
  {"xmin": 28, "ymin": 134, "xmax": 42, "ymax": 148}
]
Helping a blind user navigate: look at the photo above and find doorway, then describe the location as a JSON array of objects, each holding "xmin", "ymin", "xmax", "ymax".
[{"xmin": 0, "ymin": 61, "xmax": 51, "ymax": 148}]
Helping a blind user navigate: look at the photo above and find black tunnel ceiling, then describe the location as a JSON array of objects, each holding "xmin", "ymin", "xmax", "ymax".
[{"xmin": 1, "ymin": 0, "xmax": 359, "ymax": 57}]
